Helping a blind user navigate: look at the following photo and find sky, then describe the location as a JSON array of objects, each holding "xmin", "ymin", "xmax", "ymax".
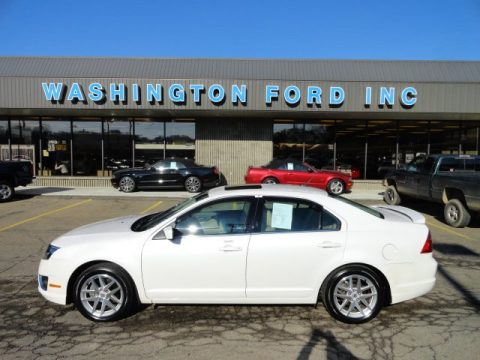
[{"xmin": 0, "ymin": 0, "xmax": 479, "ymax": 60}]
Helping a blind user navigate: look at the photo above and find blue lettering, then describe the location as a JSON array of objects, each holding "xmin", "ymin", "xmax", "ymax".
[
  {"xmin": 132, "ymin": 84, "xmax": 139, "ymax": 102},
  {"xmin": 307, "ymin": 86, "xmax": 322, "ymax": 105},
  {"xmin": 379, "ymin": 87, "xmax": 395, "ymax": 106},
  {"xmin": 42, "ymin": 82, "xmax": 63, "ymax": 101},
  {"xmin": 109, "ymin": 83, "xmax": 125, "ymax": 102},
  {"xmin": 231, "ymin": 84, "xmax": 247, "ymax": 104},
  {"xmin": 67, "ymin": 83, "xmax": 85, "ymax": 101},
  {"xmin": 401, "ymin": 87, "xmax": 417, "ymax": 106},
  {"xmin": 265, "ymin": 85, "xmax": 279, "ymax": 104},
  {"xmin": 88, "ymin": 83, "xmax": 104, "ymax": 102},
  {"xmin": 208, "ymin": 84, "xmax": 225, "ymax": 103},
  {"xmin": 330, "ymin": 86, "xmax": 345, "ymax": 105},
  {"xmin": 169, "ymin": 84, "xmax": 185, "ymax": 102},
  {"xmin": 190, "ymin": 84, "xmax": 204, "ymax": 103},
  {"xmin": 284, "ymin": 85, "xmax": 301, "ymax": 105},
  {"xmin": 365, "ymin": 86, "xmax": 372, "ymax": 106},
  {"xmin": 146, "ymin": 83, "xmax": 162, "ymax": 102}
]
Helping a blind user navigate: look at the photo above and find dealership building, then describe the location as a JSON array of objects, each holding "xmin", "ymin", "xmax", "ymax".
[{"xmin": 0, "ymin": 57, "xmax": 479, "ymax": 185}]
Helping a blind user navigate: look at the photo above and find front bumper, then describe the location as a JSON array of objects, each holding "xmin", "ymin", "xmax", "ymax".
[{"xmin": 37, "ymin": 259, "xmax": 69, "ymax": 305}]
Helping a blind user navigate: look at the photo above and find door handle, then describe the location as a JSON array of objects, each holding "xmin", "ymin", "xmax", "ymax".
[
  {"xmin": 317, "ymin": 241, "xmax": 341, "ymax": 248},
  {"xmin": 219, "ymin": 245, "xmax": 242, "ymax": 252}
]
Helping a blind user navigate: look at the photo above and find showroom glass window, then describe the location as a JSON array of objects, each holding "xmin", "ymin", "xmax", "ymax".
[
  {"xmin": 104, "ymin": 119, "xmax": 134, "ymax": 172},
  {"xmin": 367, "ymin": 120, "xmax": 398, "ymax": 179},
  {"xmin": 41, "ymin": 119, "xmax": 72, "ymax": 175},
  {"xmin": 135, "ymin": 119, "xmax": 165, "ymax": 166},
  {"xmin": 72, "ymin": 119, "xmax": 102, "ymax": 176},
  {"xmin": 175, "ymin": 198, "xmax": 254, "ymax": 236},
  {"xmin": 398, "ymin": 121, "xmax": 430, "ymax": 165},
  {"xmin": 429, "ymin": 121, "xmax": 460, "ymax": 155},
  {"xmin": 165, "ymin": 120, "xmax": 195, "ymax": 159},
  {"xmin": 9, "ymin": 118, "xmax": 41, "ymax": 175},
  {"xmin": 273, "ymin": 122, "xmax": 304, "ymax": 161},
  {"xmin": 304, "ymin": 121, "xmax": 335, "ymax": 169},
  {"xmin": 335, "ymin": 120, "xmax": 366, "ymax": 180},
  {"xmin": 461, "ymin": 122, "xmax": 479, "ymax": 155},
  {"xmin": 0, "ymin": 118, "xmax": 10, "ymax": 160}
]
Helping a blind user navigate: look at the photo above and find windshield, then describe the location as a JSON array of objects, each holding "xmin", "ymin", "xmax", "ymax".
[
  {"xmin": 131, "ymin": 192, "xmax": 208, "ymax": 232},
  {"xmin": 330, "ymin": 195, "xmax": 384, "ymax": 219}
]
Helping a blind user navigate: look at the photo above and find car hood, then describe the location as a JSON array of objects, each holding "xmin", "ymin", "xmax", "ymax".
[
  {"xmin": 52, "ymin": 215, "xmax": 143, "ymax": 247},
  {"xmin": 372, "ymin": 205, "xmax": 426, "ymax": 224}
]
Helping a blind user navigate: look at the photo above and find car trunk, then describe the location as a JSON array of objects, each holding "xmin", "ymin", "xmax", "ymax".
[{"xmin": 371, "ymin": 205, "xmax": 426, "ymax": 224}]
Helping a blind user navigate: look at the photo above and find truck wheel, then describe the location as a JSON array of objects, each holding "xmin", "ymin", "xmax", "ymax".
[
  {"xmin": 444, "ymin": 199, "xmax": 471, "ymax": 228},
  {"xmin": 383, "ymin": 185, "xmax": 401, "ymax": 205},
  {"xmin": 0, "ymin": 182, "xmax": 14, "ymax": 202}
]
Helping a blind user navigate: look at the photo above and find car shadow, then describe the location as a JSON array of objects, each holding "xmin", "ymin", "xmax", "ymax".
[{"xmin": 297, "ymin": 328, "xmax": 358, "ymax": 360}]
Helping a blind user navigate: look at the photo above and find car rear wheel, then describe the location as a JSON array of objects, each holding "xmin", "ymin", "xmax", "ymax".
[
  {"xmin": 185, "ymin": 176, "xmax": 202, "ymax": 193},
  {"xmin": 444, "ymin": 199, "xmax": 471, "ymax": 228},
  {"xmin": 383, "ymin": 185, "xmax": 401, "ymax": 205},
  {"xmin": 74, "ymin": 263, "xmax": 136, "ymax": 322},
  {"xmin": 327, "ymin": 179, "xmax": 345, "ymax": 195},
  {"xmin": 0, "ymin": 182, "xmax": 14, "ymax": 202},
  {"xmin": 262, "ymin": 177, "xmax": 278, "ymax": 184},
  {"xmin": 321, "ymin": 265, "xmax": 384, "ymax": 324},
  {"xmin": 119, "ymin": 176, "xmax": 136, "ymax": 193}
]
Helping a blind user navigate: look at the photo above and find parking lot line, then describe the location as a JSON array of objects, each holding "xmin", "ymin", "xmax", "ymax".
[
  {"xmin": 140, "ymin": 200, "xmax": 163, "ymax": 214},
  {"xmin": 0, "ymin": 199, "xmax": 93, "ymax": 234},
  {"xmin": 426, "ymin": 220, "xmax": 474, "ymax": 241}
]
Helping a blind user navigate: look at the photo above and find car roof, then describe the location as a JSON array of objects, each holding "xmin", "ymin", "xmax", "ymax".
[{"xmin": 207, "ymin": 184, "xmax": 329, "ymax": 199}]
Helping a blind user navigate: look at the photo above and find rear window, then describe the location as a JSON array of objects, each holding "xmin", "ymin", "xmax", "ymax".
[{"xmin": 331, "ymin": 195, "xmax": 384, "ymax": 219}]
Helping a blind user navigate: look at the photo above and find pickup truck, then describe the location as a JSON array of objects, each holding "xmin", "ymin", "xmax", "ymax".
[
  {"xmin": 0, "ymin": 161, "xmax": 34, "ymax": 202},
  {"xmin": 383, "ymin": 154, "xmax": 480, "ymax": 228}
]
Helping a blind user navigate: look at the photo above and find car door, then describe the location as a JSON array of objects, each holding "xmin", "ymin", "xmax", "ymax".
[
  {"xmin": 142, "ymin": 197, "xmax": 255, "ymax": 302},
  {"xmin": 246, "ymin": 197, "xmax": 346, "ymax": 302},
  {"xmin": 285, "ymin": 162, "xmax": 316, "ymax": 185}
]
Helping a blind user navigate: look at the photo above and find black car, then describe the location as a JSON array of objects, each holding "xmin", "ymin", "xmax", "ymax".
[
  {"xmin": 0, "ymin": 160, "xmax": 34, "ymax": 202},
  {"xmin": 111, "ymin": 159, "xmax": 222, "ymax": 193}
]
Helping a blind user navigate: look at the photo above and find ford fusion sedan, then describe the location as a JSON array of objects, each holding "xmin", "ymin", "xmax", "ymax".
[
  {"xmin": 111, "ymin": 158, "xmax": 222, "ymax": 193},
  {"xmin": 38, "ymin": 184, "xmax": 436, "ymax": 324},
  {"xmin": 245, "ymin": 159, "xmax": 353, "ymax": 195}
]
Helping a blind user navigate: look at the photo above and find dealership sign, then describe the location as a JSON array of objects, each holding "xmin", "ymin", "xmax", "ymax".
[{"xmin": 42, "ymin": 82, "xmax": 417, "ymax": 107}]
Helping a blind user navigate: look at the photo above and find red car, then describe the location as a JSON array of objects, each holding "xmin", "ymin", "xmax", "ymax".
[{"xmin": 244, "ymin": 159, "xmax": 353, "ymax": 195}]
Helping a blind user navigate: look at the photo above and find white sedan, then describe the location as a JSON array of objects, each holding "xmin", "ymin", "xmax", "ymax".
[{"xmin": 38, "ymin": 184, "xmax": 437, "ymax": 324}]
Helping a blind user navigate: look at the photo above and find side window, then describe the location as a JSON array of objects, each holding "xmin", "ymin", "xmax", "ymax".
[
  {"xmin": 168, "ymin": 161, "xmax": 186, "ymax": 170},
  {"xmin": 438, "ymin": 158, "xmax": 462, "ymax": 172},
  {"xmin": 293, "ymin": 163, "xmax": 309, "ymax": 172},
  {"xmin": 259, "ymin": 198, "xmax": 340, "ymax": 233},
  {"xmin": 175, "ymin": 198, "xmax": 253, "ymax": 236}
]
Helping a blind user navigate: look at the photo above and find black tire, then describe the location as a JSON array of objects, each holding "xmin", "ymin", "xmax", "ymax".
[
  {"xmin": 262, "ymin": 177, "xmax": 279, "ymax": 184},
  {"xmin": 326, "ymin": 179, "xmax": 345, "ymax": 195},
  {"xmin": 383, "ymin": 185, "xmax": 401, "ymax": 205},
  {"xmin": 73, "ymin": 263, "xmax": 136, "ymax": 322},
  {"xmin": 185, "ymin": 176, "xmax": 202, "ymax": 193},
  {"xmin": 0, "ymin": 182, "xmax": 14, "ymax": 202},
  {"xmin": 444, "ymin": 199, "xmax": 471, "ymax": 228},
  {"xmin": 321, "ymin": 265, "xmax": 384, "ymax": 324},
  {"xmin": 118, "ymin": 176, "xmax": 136, "ymax": 193}
]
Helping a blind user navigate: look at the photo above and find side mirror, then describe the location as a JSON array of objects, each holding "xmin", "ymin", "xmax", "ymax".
[
  {"xmin": 152, "ymin": 225, "xmax": 175, "ymax": 240},
  {"xmin": 307, "ymin": 167, "xmax": 314, "ymax": 173}
]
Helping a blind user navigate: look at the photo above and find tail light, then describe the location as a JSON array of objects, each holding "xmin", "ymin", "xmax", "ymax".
[{"xmin": 421, "ymin": 231, "xmax": 433, "ymax": 254}]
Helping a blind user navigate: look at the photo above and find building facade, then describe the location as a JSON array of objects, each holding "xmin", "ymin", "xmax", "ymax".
[{"xmin": 0, "ymin": 57, "xmax": 479, "ymax": 183}]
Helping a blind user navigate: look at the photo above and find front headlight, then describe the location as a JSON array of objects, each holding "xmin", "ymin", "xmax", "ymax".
[{"xmin": 43, "ymin": 244, "xmax": 60, "ymax": 260}]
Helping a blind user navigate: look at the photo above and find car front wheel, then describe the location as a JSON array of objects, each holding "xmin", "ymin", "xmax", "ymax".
[
  {"xmin": 444, "ymin": 199, "xmax": 471, "ymax": 228},
  {"xmin": 326, "ymin": 179, "xmax": 345, "ymax": 195},
  {"xmin": 73, "ymin": 263, "xmax": 136, "ymax": 322},
  {"xmin": 118, "ymin": 176, "xmax": 136, "ymax": 193},
  {"xmin": 383, "ymin": 185, "xmax": 401, "ymax": 205},
  {"xmin": 321, "ymin": 265, "xmax": 384, "ymax": 324},
  {"xmin": 0, "ymin": 182, "xmax": 14, "ymax": 202}
]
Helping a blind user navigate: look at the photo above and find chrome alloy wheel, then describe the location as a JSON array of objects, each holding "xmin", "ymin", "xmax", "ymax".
[
  {"xmin": 0, "ymin": 184, "xmax": 12, "ymax": 200},
  {"xmin": 445, "ymin": 203, "xmax": 459, "ymax": 222},
  {"xmin": 328, "ymin": 180, "xmax": 344, "ymax": 195},
  {"xmin": 386, "ymin": 188, "xmax": 395, "ymax": 202},
  {"xmin": 185, "ymin": 176, "xmax": 201, "ymax": 192},
  {"xmin": 119, "ymin": 177, "xmax": 135, "ymax": 192},
  {"xmin": 262, "ymin": 178, "xmax": 278, "ymax": 184},
  {"xmin": 80, "ymin": 274, "xmax": 125, "ymax": 319},
  {"xmin": 333, "ymin": 275, "xmax": 378, "ymax": 319}
]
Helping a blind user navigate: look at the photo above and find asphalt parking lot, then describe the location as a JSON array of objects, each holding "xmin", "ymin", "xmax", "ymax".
[{"xmin": 0, "ymin": 194, "xmax": 479, "ymax": 360}]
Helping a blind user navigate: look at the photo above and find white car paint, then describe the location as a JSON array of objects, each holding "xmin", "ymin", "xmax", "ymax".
[{"xmin": 38, "ymin": 184, "xmax": 437, "ymax": 322}]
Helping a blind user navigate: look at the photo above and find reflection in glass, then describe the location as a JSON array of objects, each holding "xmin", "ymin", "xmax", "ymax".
[
  {"xmin": 304, "ymin": 122, "xmax": 335, "ymax": 169},
  {"xmin": 9, "ymin": 118, "xmax": 41, "ymax": 175},
  {"xmin": 335, "ymin": 120, "xmax": 365, "ymax": 179},
  {"xmin": 41, "ymin": 120, "xmax": 71, "ymax": 175},
  {"xmin": 165, "ymin": 121, "xmax": 195, "ymax": 159},
  {"xmin": 104, "ymin": 119, "xmax": 134, "ymax": 172},
  {"xmin": 461, "ymin": 122, "xmax": 479, "ymax": 155},
  {"xmin": 135, "ymin": 120, "xmax": 164, "ymax": 166},
  {"xmin": 73, "ymin": 120, "xmax": 102, "ymax": 175},
  {"xmin": 273, "ymin": 122, "xmax": 304, "ymax": 161}
]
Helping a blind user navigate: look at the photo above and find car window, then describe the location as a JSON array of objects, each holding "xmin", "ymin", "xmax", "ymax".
[
  {"xmin": 438, "ymin": 157, "xmax": 463, "ymax": 172},
  {"xmin": 465, "ymin": 158, "xmax": 480, "ymax": 171},
  {"xmin": 154, "ymin": 160, "xmax": 186, "ymax": 170},
  {"xmin": 259, "ymin": 198, "xmax": 341, "ymax": 233},
  {"xmin": 175, "ymin": 198, "xmax": 254, "ymax": 236}
]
